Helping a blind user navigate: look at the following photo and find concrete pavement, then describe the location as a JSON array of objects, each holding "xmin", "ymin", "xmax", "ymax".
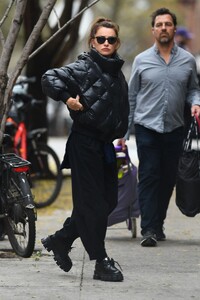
[
  {"xmin": 1, "ymin": 198, "xmax": 200, "ymax": 299},
  {"xmin": 0, "ymin": 136, "xmax": 200, "ymax": 299}
]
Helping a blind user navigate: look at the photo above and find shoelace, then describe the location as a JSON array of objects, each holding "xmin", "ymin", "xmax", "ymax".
[{"xmin": 110, "ymin": 258, "xmax": 123, "ymax": 272}]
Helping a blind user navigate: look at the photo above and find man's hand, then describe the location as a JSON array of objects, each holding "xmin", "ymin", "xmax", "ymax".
[
  {"xmin": 66, "ymin": 95, "xmax": 83, "ymax": 111},
  {"xmin": 191, "ymin": 105, "xmax": 200, "ymax": 118}
]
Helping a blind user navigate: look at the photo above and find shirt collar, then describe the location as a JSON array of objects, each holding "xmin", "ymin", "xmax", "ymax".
[{"xmin": 153, "ymin": 43, "xmax": 178, "ymax": 55}]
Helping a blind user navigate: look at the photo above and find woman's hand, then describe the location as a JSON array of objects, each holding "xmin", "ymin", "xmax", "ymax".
[{"xmin": 66, "ymin": 95, "xmax": 83, "ymax": 111}]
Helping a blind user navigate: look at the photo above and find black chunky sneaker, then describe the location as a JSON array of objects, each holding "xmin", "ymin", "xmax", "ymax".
[
  {"xmin": 41, "ymin": 236, "xmax": 72, "ymax": 272},
  {"xmin": 141, "ymin": 231, "xmax": 157, "ymax": 247},
  {"xmin": 93, "ymin": 257, "xmax": 123, "ymax": 282}
]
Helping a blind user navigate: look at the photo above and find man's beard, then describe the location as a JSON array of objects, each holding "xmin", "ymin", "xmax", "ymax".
[{"xmin": 159, "ymin": 36, "xmax": 171, "ymax": 45}]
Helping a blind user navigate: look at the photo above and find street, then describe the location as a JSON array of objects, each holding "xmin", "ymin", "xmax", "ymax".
[{"xmin": 0, "ymin": 136, "xmax": 200, "ymax": 299}]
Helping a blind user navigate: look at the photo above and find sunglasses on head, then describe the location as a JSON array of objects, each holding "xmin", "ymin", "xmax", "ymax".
[{"xmin": 94, "ymin": 36, "xmax": 118, "ymax": 45}]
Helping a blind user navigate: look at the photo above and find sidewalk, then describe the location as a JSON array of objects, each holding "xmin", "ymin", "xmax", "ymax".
[{"xmin": 1, "ymin": 137, "xmax": 200, "ymax": 299}]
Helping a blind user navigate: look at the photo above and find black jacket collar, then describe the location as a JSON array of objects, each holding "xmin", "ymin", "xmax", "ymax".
[{"xmin": 79, "ymin": 48, "xmax": 124, "ymax": 76}]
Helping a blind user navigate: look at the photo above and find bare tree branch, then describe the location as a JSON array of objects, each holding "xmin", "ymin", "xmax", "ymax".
[
  {"xmin": 0, "ymin": 0, "xmax": 14, "ymax": 47},
  {"xmin": 0, "ymin": 0, "xmax": 27, "ymax": 75},
  {"xmin": 28, "ymin": 0, "xmax": 101, "ymax": 60},
  {"xmin": 8, "ymin": 0, "xmax": 57, "ymax": 91},
  {"xmin": 0, "ymin": 0, "xmax": 57, "ymax": 144},
  {"xmin": 0, "ymin": 0, "xmax": 101, "ymax": 145},
  {"xmin": 52, "ymin": 7, "xmax": 61, "ymax": 29},
  {"xmin": 0, "ymin": 0, "xmax": 28, "ymax": 144},
  {"xmin": 0, "ymin": 0, "xmax": 15, "ymax": 27},
  {"xmin": 0, "ymin": 30, "xmax": 5, "ymax": 47}
]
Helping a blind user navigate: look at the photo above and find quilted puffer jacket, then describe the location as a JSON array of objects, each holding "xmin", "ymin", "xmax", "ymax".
[{"xmin": 41, "ymin": 48, "xmax": 129, "ymax": 142}]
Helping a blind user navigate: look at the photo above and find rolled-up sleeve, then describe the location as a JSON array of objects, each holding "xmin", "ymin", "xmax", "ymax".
[{"xmin": 186, "ymin": 59, "xmax": 200, "ymax": 106}]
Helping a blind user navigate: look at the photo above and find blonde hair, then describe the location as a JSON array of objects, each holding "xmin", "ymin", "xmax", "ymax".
[{"xmin": 88, "ymin": 17, "xmax": 120, "ymax": 49}]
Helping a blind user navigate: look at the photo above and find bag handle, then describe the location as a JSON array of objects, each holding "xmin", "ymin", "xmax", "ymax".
[
  {"xmin": 184, "ymin": 116, "xmax": 199, "ymax": 151},
  {"xmin": 183, "ymin": 116, "xmax": 200, "ymax": 177}
]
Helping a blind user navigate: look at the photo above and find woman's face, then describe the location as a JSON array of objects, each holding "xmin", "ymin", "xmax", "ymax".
[{"xmin": 91, "ymin": 27, "xmax": 119, "ymax": 57}]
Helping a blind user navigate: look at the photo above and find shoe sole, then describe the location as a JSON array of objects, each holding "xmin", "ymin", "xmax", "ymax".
[
  {"xmin": 93, "ymin": 272, "xmax": 123, "ymax": 282},
  {"xmin": 140, "ymin": 237, "xmax": 157, "ymax": 247},
  {"xmin": 41, "ymin": 237, "xmax": 72, "ymax": 272}
]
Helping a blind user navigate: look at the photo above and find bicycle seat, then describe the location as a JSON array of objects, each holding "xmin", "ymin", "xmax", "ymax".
[{"xmin": 27, "ymin": 128, "xmax": 47, "ymax": 140}]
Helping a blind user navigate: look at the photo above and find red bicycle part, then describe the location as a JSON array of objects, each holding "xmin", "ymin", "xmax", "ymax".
[{"xmin": 14, "ymin": 122, "xmax": 27, "ymax": 159}]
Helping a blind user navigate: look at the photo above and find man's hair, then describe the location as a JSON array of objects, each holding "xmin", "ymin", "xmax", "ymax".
[{"xmin": 151, "ymin": 8, "xmax": 177, "ymax": 27}]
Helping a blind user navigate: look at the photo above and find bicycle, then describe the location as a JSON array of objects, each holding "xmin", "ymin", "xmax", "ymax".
[
  {"xmin": 0, "ymin": 134, "xmax": 36, "ymax": 257},
  {"xmin": 5, "ymin": 76, "xmax": 63, "ymax": 208}
]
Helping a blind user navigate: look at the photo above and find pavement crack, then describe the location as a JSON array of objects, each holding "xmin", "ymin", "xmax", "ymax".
[{"xmin": 79, "ymin": 250, "xmax": 86, "ymax": 293}]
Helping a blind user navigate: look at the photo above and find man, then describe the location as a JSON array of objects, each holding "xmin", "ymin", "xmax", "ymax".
[{"xmin": 118, "ymin": 7, "xmax": 200, "ymax": 247}]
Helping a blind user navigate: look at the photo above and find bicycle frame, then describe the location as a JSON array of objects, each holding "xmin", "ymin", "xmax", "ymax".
[
  {"xmin": 14, "ymin": 122, "xmax": 27, "ymax": 159},
  {"xmin": 6, "ymin": 117, "xmax": 27, "ymax": 160}
]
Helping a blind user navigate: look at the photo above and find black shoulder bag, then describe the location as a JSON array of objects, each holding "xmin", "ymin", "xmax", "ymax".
[{"xmin": 176, "ymin": 116, "xmax": 200, "ymax": 217}]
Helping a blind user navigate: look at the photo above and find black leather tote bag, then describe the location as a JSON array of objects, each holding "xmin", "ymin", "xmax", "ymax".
[{"xmin": 176, "ymin": 116, "xmax": 200, "ymax": 217}]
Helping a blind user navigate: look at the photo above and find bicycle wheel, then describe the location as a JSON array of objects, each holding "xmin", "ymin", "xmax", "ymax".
[
  {"xmin": 5, "ymin": 208, "xmax": 36, "ymax": 257},
  {"xmin": 4, "ymin": 173, "xmax": 36, "ymax": 258},
  {"xmin": 29, "ymin": 143, "xmax": 63, "ymax": 208}
]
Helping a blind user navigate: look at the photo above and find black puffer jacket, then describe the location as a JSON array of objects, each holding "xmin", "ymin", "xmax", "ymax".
[{"xmin": 41, "ymin": 49, "xmax": 129, "ymax": 142}]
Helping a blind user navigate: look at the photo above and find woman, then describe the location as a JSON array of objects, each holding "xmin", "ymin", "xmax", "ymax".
[{"xmin": 41, "ymin": 17, "xmax": 129, "ymax": 282}]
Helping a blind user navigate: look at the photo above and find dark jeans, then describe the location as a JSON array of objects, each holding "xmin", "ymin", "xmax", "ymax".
[
  {"xmin": 135, "ymin": 125, "xmax": 184, "ymax": 235},
  {"xmin": 54, "ymin": 132, "xmax": 118, "ymax": 261}
]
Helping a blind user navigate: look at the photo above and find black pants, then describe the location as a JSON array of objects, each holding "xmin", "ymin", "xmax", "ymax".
[
  {"xmin": 135, "ymin": 125, "xmax": 184, "ymax": 235},
  {"xmin": 55, "ymin": 132, "xmax": 118, "ymax": 261}
]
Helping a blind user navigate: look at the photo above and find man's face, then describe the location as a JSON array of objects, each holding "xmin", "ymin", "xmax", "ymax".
[{"xmin": 152, "ymin": 14, "xmax": 176, "ymax": 45}]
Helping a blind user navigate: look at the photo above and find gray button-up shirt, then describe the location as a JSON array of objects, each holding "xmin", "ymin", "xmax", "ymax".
[{"xmin": 125, "ymin": 43, "xmax": 200, "ymax": 139}]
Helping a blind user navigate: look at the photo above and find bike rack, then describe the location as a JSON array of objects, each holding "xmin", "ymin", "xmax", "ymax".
[{"xmin": 0, "ymin": 153, "xmax": 31, "ymax": 168}]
